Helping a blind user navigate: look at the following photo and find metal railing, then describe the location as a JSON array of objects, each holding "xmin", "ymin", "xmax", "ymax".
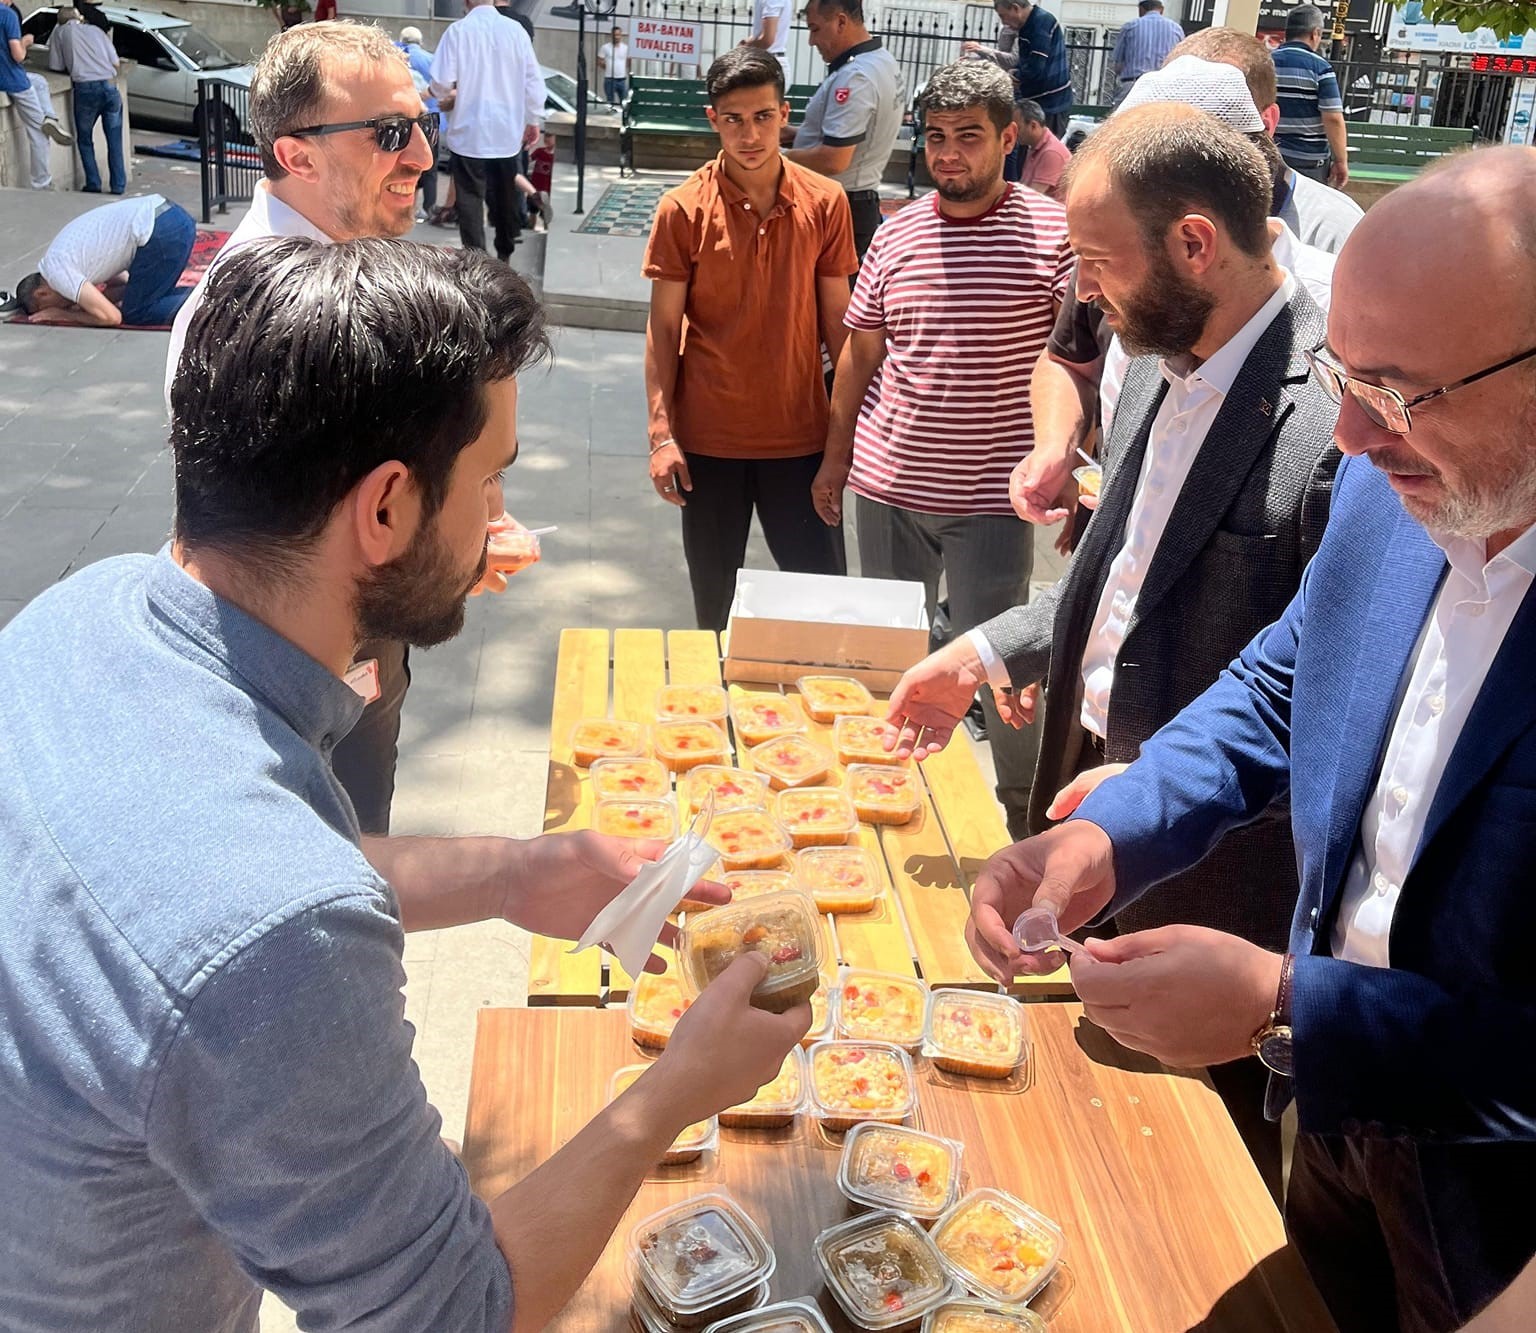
[{"xmin": 197, "ymin": 77, "xmax": 261, "ymax": 224}]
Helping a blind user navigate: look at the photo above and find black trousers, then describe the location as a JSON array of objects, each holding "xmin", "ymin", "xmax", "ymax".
[
  {"xmin": 331, "ymin": 638, "xmax": 409, "ymax": 836},
  {"xmin": 847, "ymin": 190, "xmax": 882, "ymax": 261},
  {"xmin": 679, "ymin": 451, "xmax": 847, "ymax": 632},
  {"xmin": 452, "ymin": 153, "xmax": 522, "ymax": 259}
]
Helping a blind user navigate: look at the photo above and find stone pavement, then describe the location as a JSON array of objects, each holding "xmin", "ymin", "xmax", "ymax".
[{"xmin": 0, "ymin": 152, "xmax": 1065, "ymax": 1332}]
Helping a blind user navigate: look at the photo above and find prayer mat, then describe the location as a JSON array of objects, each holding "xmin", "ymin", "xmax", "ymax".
[{"xmin": 575, "ymin": 181, "xmax": 670, "ymax": 236}]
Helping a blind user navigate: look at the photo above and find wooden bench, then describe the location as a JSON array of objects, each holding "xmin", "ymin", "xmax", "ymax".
[
  {"xmin": 1347, "ymin": 122, "xmax": 1475, "ymax": 185},
  {"xmin": 619, "ymin": 76, "xmax": 820, "ymax": 175}
]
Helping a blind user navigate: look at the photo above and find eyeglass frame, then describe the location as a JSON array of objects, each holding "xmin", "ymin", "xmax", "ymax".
[
  {"xmin": 1306, "ymin": 343, "xmax": 1536, "ymax": 435},
  {"xmin": 284, "ymin": 113, "xmax": 439, "ymax": 155}
]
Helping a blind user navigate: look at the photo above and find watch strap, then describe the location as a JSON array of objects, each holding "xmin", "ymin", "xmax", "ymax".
[{"xmin": 1276, "ymin": 952, "xmax": 1296, "ymax": 1027}]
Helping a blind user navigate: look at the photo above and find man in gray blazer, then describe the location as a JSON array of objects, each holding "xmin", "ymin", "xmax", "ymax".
[{"xmin": 885, "ymin": 103, "xmax": 1342, "ymax": 1195}]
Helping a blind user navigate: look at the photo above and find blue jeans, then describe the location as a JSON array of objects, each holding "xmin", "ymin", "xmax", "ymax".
[
  {"xmin": 72, "ymin": 80, "xmax": 125, "ymax": 194},
  {"xmin": 122, "ymin": 205, "xmax": 196, "ymax": 326},
  {"xmin": 604, "ymin": 76, "xmax": 627, "ymax": 105}
]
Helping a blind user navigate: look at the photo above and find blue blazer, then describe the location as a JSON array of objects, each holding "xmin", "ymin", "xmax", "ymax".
[{"xmin": 1077, "ymin": 454, "xmax": 1536, "ymax": 1144}]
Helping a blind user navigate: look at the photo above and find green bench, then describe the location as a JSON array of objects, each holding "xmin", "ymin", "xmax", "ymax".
[
  {"xmin": 1347, "ymin": 122, "xmax": 1475, "ymax": 185},
  {"xmin": 620, "ymin": 76, "xmax": 820, "ymax": 175}
]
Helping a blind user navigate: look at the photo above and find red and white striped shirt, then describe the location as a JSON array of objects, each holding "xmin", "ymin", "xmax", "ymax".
[{"xmin": 845, "ymin": 185, "xmax": 1073, "ymax": 515}]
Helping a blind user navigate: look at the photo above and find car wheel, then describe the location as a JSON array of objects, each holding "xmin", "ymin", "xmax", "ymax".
[{"xmin": 193, "ymin": 101, "xmax": 243, "ymax": 146}]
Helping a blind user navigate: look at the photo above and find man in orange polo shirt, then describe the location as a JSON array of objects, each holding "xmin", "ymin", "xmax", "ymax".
[{"xmin": 642, "ymin": 46, "xmax": 859, "ymax": 631}]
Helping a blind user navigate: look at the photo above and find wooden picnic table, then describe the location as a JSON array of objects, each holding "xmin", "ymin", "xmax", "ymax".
[
  {"xmin": 529, "ymin": 627, "xmax": 1071, "ymax": 1006},
  {"xmin": 463, "ymin": 1006, "xmax": 1334, "ymax": 1332}
]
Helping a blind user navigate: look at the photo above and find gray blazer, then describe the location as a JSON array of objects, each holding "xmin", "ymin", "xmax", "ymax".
[{"xmin": 980, "ymin": 285, "xmax": 1341, "ymax": 949}]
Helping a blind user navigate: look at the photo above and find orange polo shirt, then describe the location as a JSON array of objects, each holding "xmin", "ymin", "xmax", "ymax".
[{"xmin": 642, "ymin": 154, "xmax": 858, "ymax": 459}]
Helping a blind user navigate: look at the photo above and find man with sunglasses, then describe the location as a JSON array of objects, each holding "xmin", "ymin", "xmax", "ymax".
[{"xmin": 973, "ymin": 145, "xmax": 1536, "ymax": 1329}]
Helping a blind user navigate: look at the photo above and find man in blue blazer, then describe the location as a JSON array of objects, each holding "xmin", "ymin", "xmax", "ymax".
[{"xmin": 967, "ymin": 146, "xmax": 1536, "ymax": 1330}]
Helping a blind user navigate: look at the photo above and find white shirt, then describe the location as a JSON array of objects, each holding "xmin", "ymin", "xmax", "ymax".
[
  {"xmin": 164, "ymin": 183, "xmax": 332, "ymax": 409},
  {"xmin": 41, "ymin": 195, "xmax": 164, "ymax": 306},
  {"xmin": 430, "ymin": 5, "xmax": 546, "ymax": 159},
  {"xmin": 598, "ymin": 41, "xmax": 629, "ymax": 79},
  {"xmin": 48, "ymin": 21, "xmax": 119, "ymax": 84},
  {"xmin": 753, "ymin": 0, "xmax": 790, "ymax": 56},
  {"xmin": 1332, "ymin": 524, "xmax": 1536, "ymax": 967}
]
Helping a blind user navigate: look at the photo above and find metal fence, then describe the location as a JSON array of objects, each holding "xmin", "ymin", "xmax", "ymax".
[
  {"xmin": 197, "ymin": 78, "xmax": 261, "ymax": 223},
  {"xmin": 1331, "ymin": 53, "xmax": 1529, "ymax": 140}
]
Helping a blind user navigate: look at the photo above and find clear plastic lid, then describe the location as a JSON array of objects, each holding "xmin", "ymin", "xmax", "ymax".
[
  {"xmin": 721, "ymin": 1045, "xmax": 807, "ymax": 1121},
  {"xmin": 814, "ymin": 1209, "xmax": 955, "ymax": 1330},
  {"xmin": 703, "ymin": 1296, "xmax": 834, "ymax": 1332},
  {"xmin": 806, "ymin": 1040, "xmax": 920, "ymax": 1126},
  {"xmin": 846, "ymin": 764, "xmax": 922, "ymax": 822},
  {"xmin": 838, "ymin": 1122, "xmax": 965, "ymax": 1220},
  {"xmin": 835, "ymin": 969, "xmax": 930, "ymax": 1050},
  {"xmin": 630, "ymin": 1191, "xmax": 777, "ymax": 1319},
  {"xmin": 931, "ymin": 1188, "xmax": 1066, "ymax": 1307},
  {"xmin": 654, "ymin": 719, "xmax": 732, "ymax": 770},
  {"xmin": 626, "ymin": 971, "xmax": 694, "ymax": 1046},
  {"xmin": 657, "ymin": 683, "xmax": 731, "ymax": 723},
  {"xmin": 595, "ymin": 797, "xmax": 679, "ymax": 842},
  {"xmin": 570, "ymin": 717, "xmax": 646, "ymax": 765},
  {"xmin": 795, "ymin": 674, "xmax": 875, "ymax": 723},
  {"xmin": 731, "ymin": 694, "xmax": 809, "ymax": 745},
  {"xmin": 721, "ymin": 869, "xmax": 798, "ymax": 901},
  {"xmin": 748, "ymin": 735, "xmax": 834, "ymax": 791},
  {"xmin": 678, "ymin": 890, "xmax": 824, "ymax": 1011},
  {"xmin": 629, "ymin": 1268, "xmax": 772, "ymax": 1333},
  {"xmin": 802, "ymin": 982, "xmax": 833, "ymax": 1048},
  {"xmin": 795, "ymin": 847, "xmax": 883, "ymax": 914},
  {"xmin": 591, "ymin": 756, "xmax": 672, "ymax": 801},
  {"xmin": 920, "ymin": 1299, "xmax": 1049, "ymax": 1333},
  {"xmin": 1072, "ymin": 463, "xmax": 1102, "ymax": 498},
  {"xmin": 774, "ymin": 787, "xmax": 858, "ymax": 847},
  {"xmin": 833, "ymin": 715, "xmax": 903, "ymax": 766},
  {"xmin": 923, "ymin": 990, "xmax": 1026, "ymax": 1076},
  {"xmin": 706, "ymin": 808, "xmax": 793, "ymax": 871},
  {"xmin": 609, "ymin": 1065, "xmax": 718, "ymax": 1160},
  {"xmin": 683, "ymin": 765, "xmax": 772, "ymax": 815}
]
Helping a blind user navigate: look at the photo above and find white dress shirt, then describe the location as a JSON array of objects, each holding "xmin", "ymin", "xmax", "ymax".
[
  {"xmin": 430, "ymin": 5, "xmax": 546, "ymax": 160},
  {"xmin": 1332, "ymin": 523, "xmax": 1536, "ymax": 967}
]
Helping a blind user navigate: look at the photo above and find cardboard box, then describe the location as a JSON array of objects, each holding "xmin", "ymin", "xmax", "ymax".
[{"xmin": 722, "ymin": 570, "xmax": 930, "ymax": 692}]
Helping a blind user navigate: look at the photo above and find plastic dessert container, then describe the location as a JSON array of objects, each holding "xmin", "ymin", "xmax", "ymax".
[
  {"xmin": 802, "ymin": 981, "xmax": 833, "ymax": 1048},
  {"xmin": 704, "ymin": 1297, "xmax": 834, "ymax": 1332},
  {"xmin": 679, "ymin": 890, "xmax": 824, "ymax": 1013},
  {"xmin": 921, "ymin": 1301, "xmax": 1048, "ymax": 1333},
  {"xmin": 629, "ymin": 1271, "xmax": 771, "ymax": 1333},
  {"xmin": 923, "ymin": 989, "xmax": 1027, "ymax": 1080},
  {"xmin": 719, "ymin": 1045, "xmax": 807, "ymax": 1129},
  {"xmin": 930, "ymin": 1189, "xmax": 1065, "ymax": 1307},
  {"xmin": 626, "ymin": 971, "xmax": 694, "ymax": 1050},
  {"xmin": 707, "ymin": 808, "xmax": 792, "ymax": 871},
  {"xmin": 796, "ymin": 674, "xmax": 875, "ymax": 723},
  {"xmin": 731, "ymin": 695, "xmax": 809, "ymax": 747},
  {"xmin": 847, "ymin": 764, "xmax": 922, "ymax": 825},
  {"xmin": 721, "ymin": 869, "xmax": 797, "ymax": 901},
  {"xmin": 835, "ymin": 970, "xmax": 929, "ymax": 1050},
  {"xmin": 838, "ymin": 1122, "xmax": 964, "ymax": 1220},
  {"xmin": 591, "ymin": 756, "xmax": 671, "ymax": 801},
  {"xmin": 774, "ymin": 787, "xmax": 858, "ymax": 849},
  {"xmin": 609, "ymin": 1066, "xmax": 717, "ymax": 1165},
  {"xmin": 834, "ymin": 715, "xmax": 903, "ymax": 767},
  {"xmin": 654, "ymin": 720, "xmax": 732, "ymax": 773},
  {"xmin": 748, "ymin": 735, "xmax": 834, "ymax": 791},
  {"xmin": 814, "ymin": 1209, "xmax": 955, "ymax": 1330},
  {"xmin": 682, "ymin": 765, "xmax": 772, "ymax": 815},
  {"xmin": 630, "ymin": 1192, "xmax": 777, "ymax": 1328},
  {"xmin": 1072, "ymin": 463, "xmax": 1102, "ymax": 499},
  {"xmin": 571, "ymin": 718, "xmax": 646, "ymax": 767},
  {"xmin": 807, "ymin": 1040, "xmax": 919, "ymax": 1131},
  {"xmin": 595, "ymin": 798, "xmax": 679, "ymax": 842},
  {"xmin": 657, "ymin": 683, "xmax": 730, "ymax": 723},
  {"xmin": 795, "ymin": 847, "xmax": 883, "ymax": 914}
]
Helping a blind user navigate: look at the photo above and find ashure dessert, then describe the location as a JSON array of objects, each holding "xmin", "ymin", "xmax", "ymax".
[
  {"xmin": 609, "ymin": 1066, "xmax": 716, "ymax": 1165},
  {"xmin": 774, "ymin": 787, "xmax": 858, "ymax": 849},
  {"xmin": 814, "ymin": 1210, "xmax": 954, "ymax": 1330},
  {"xmin": 627, "ymin": 971, "xmax": 693, "ymax": 1050},
  {"xmin": 721, "ymin": 870, "xmax": 797, "ymax": 901},
  {"xmin": 795, "ymin": 847, "xmax": 882, "ymax": 914},
  {"xmin": 571, "ymin": 718, "xmax": 646, "ymax": 767},
  {"xmin": 707, "ymin": 808, "xmax": 791, "ymax": 871},
  {"xmin": 653, "ymin": 720, "xmax": 731, "ymax": 773},
  {"xmin": 748, "ymin": 735, "xmax": 834, "ymax": 791},
  {"xmin": 595, "ymin": 798, "xmax": 679, "ymax": 842},
  {"xmin": 932, "ymin": 1189, "xmax": 1065, "ymax": 1307},
  {"xmin": 591, "ymin": 757, "xmax": 671, "ymax": 801},
  {"xmin": 925, "ymin": 990, "xmax": 1026, "ymax": 1079},
  {"xmin": 679, "ymin": 891, "xmax": 823, "ymax": 1013},
  {"xmin": 834, "ymin": 714, "xmax": 903, "ymax": 767},
  {"xmin": 847, "ymin": 764, "xmax": 922, "ymax": 825},
  {"xmin": 839, "ymin": 1123, "xmax": 963, "ymax": 1220},
  {"xmin": 631, "ymin": 1192, "xmax": 777, "ymax": 1328},
  {"xmin": 802, "ymin": 982, "xmax": 832, "ymax": 1048},
  {"xmin": 923, "ymin": 1301, "xmax": 1048, "ymax": 1333},
  {"xmin": 719, "ymin": 1046, "xmax": 806, "ymax": 1129},
  {"xmin": 731, "ymin": 695, "xmax": 808, "ymax": 747},
  {"xmin": 682, "ymin": 764, "xmax": 771, "ymax": 815},
  {"xmin": 796, "ymin": 674, "xmax": 875, "ymax": 723},
  {"xmin": 836, "ymin": 970, "xmax": 929, "ymax": 1049},
  {"xmin": 657, "ymin": 683, "xmax": 730, "ymax": 723},
  {"xmin": 807, "ymin": 1040, "xmax": 918, "ymax": 1131}
]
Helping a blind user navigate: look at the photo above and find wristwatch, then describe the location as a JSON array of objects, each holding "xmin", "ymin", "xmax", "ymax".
[{"xmin": 1250, "ymin": 953, "xmax": 1295, "ymax": 1077}]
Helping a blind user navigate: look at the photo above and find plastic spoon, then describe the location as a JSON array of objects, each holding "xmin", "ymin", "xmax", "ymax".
[
  {"xmin": 1012, "ymin": 906, "xmax": 1087, "ymax": 958},
  {"xmin": 1075, "ymin": 449, "xmax": 1097, "ymax": 469}
]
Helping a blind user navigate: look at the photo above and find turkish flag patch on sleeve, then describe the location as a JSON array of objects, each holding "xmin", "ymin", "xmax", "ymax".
[{"xmin": 834, "ymin": 86, "xmax": 852, "ymax": 103}]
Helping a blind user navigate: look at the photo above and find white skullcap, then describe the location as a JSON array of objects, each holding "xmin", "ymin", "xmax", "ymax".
[
  {"xmin": 400, "ymin": 25, "xmax": 424, "ymax": 44},
  {"xmin": 1115, "ymin": 55, "xmax": 1265, "ymax": 134}
]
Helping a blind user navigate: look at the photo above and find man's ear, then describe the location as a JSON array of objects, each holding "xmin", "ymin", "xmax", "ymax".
[
  {"xmin": 1170, "ymin": 212, "xmax": 1220, "ymax": 277},
  {"xmin": 1001, "ymin": 120, "xmax": 1019, "ymax": 157},
  {"xmin": 271, "ymin": 132, "xmax": 325, "ymax": 184},
  {"xmin": 348, "ymin": 460, "xmax": 421, "ymax": 570},
  {"xmin": 1262, "ymin": 104, "xmax": 1281, "ymax": 137}
]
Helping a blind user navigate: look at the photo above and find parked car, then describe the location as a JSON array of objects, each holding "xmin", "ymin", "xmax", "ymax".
[{"xmin": 22, "ymin": 5, "xmax": 252, "ymax": 138}]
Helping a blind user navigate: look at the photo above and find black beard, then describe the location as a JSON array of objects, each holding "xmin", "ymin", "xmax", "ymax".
[
  {"xmin": 354, "ymin": 522, "xmax": 483, "ymax": 649},
  {"xmin": 1108, "ymin": 248, "xmax": 1217, "ymax": 359}
]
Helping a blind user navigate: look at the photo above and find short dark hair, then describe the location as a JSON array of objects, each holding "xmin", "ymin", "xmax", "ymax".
[
  {"xmin": 806, "ymin": 0, "xmax": 864, "ymax": 20},
  {"xmin": 1168, "ymin": 27, "xmax": 1278, "ymax": 111},
  {"xmin": 1016, "ymin": 98, "xmax": 1045, "ymax": 126},
  {"xmin": 1286, "ymin": 4, "xmax": 1324, "ymax": 39},
  {"xmin": 170, "ymin": 238, "xmax": 549, "ymax": 575},
  {"xmin": 918, "ymin": 60, "xmax": 1015, "ymax": 133},
  {"xmin": 1069, "ymin": 106, "xmax": 1273, "ymax": 260},
  {"xmin": 15, "ymin": 272, "xmax": 44, "ymax": 315},
  {"xmin": 705, "ymin": 46, "xmax": 785, "ymax": 104},
  {"xmin": 1138, "ymin": 1, "xmax": 1164, "ymax": 11}
]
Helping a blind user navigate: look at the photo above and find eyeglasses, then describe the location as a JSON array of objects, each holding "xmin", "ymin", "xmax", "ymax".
[
  {"xmin": 285, "ymin": 112, "xmax": 438, "ymax": 155},
  {"xmin": 1306, "ymin": 343, "xmax": 1536, "ymax": 435}
]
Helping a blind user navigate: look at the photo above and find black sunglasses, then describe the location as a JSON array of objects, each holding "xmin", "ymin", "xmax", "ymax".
[{"xmin": 285, "ymin": 112, "xmax": 438, "ymax": 155}]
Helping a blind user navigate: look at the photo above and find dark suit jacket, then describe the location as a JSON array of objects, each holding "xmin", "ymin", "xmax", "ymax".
[{"xmin": 980, "ymin": 285, "xmax": 1341, "ymax": 949}]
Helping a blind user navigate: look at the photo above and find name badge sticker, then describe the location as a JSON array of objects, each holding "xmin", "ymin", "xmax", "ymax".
[{"xmin": 344, "ymin": 658, "xmax": 381, "ymax": 704}]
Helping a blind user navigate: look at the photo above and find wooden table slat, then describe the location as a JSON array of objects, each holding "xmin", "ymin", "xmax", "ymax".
[
  {"xmin": 664, "ymin": 630, "xmax": 724, "ymax": 687},
  {"xmin": 611, "ymin": 629, "xmax": 667, "ymax": 726}
]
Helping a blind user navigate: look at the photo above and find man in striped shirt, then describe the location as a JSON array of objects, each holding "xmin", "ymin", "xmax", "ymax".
[
  {"xmin": 813, "ymin": 59, "xmax": 1072, "ymax": 836},
  {"xmin": 1111, "ymin": 2, "xmax": 1184, "ymax": 101},
  {"xmin": 1273, "ymin": 5, "xmax": 1348, "ymax": 186}
]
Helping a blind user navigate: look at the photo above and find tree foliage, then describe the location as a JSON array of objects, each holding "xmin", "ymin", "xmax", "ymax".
[{"xmin": 1419, "ymin": 2, "xmax": 1536, "ymax": 37}]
